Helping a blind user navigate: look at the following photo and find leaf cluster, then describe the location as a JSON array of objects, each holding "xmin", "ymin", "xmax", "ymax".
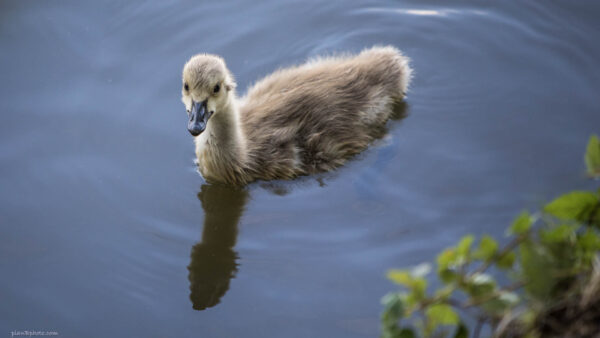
[{"xmin": 381, "ymin": 135, "xmax": 600, "ymax": 338}]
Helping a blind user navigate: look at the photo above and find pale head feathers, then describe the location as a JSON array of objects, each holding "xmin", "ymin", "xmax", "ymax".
[{"xmin": 181, "ymin": 54, "xmax": 237, "ymax": 113}]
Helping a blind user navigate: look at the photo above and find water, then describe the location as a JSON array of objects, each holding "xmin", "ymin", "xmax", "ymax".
[{"xmin": 1, "ymin": 1, "xmax": 599, "ymax": 337}]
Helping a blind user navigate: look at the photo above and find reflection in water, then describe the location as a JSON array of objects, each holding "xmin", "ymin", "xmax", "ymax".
[{"xmin": 187, "ymin": 184, "xmax": 249, "ymax": 311}]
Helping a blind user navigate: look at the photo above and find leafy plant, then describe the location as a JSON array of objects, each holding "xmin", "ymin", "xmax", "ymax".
[
  {"xmin": 585, "ymin": 135, "xmax": 600, "ymax": 178},
  {"xmin": 381, "ymin": 135, "xmax": 600, "ymax": 337}
]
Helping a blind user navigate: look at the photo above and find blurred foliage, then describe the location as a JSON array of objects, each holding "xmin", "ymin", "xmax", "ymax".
[
  {"xmin": 381, "ymin": 135, "xmax": 600, "ymax": 338},
  {"xmin": 585, "ymin": 135, "xmax": 600, "ymax": 178}
]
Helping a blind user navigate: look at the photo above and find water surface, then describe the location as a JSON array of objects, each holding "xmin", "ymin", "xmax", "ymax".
[{"xmin": 1, "ymin": 1, "xmax": 599, "ymax": 337}]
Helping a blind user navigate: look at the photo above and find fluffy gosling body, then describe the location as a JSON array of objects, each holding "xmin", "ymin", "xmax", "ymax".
[{"xmin": 181, "ymin": 46, "xmax": 412, "ymax": 186}]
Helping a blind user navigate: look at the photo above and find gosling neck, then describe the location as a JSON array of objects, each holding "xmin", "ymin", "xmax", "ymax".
[{"xmin": 197, "ymin": 93, "xmax": 247, "ymax": 165}]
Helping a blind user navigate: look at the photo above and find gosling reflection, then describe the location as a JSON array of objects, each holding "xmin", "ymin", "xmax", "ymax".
[{"xmin": 187, "ymin": 184, "xmax": 249, "ymax": 311}]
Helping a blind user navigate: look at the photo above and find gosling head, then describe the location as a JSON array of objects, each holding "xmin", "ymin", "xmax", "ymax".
[{"xmin": 182, "ymin": 54, "xmax": 236, "ymax": 136}]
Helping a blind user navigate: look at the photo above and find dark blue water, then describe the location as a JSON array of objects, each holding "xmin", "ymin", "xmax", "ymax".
[{"xmin": 1, "ymin": 1, "xmax": 599, "ymax": 337}]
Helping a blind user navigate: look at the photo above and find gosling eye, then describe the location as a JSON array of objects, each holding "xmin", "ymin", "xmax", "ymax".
[
  {"xmin": 184, "ymin": 83, "xmax": 189, "ymax": 92},
  {"xmin": 213, "ymin": 84, "xmax": 220, "ymax": 94}
]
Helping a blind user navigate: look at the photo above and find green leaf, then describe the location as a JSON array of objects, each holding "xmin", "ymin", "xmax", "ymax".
[
  {"xmin": 398, "ymin": 329, "xmax": 416, "ymax": 338},
  {"xmin": 438, "ymin": 269, "xmax": 458, "ymax": 284},
  {"xmin": 508, "ymin": 211, "xmax": 532, "ymax": 235},
  {"xmin": 466, "ymin": 273, "xmax": 496, "ymax": 298},
  {"xmin": 387, "ymin": 270, "xmax": 412, "ymax": 288},
  {"xmin": 519, "ymin": 241, "xmax": 555, "ymax": 300},
  {"xmin": 585, "ymin": 134, "xmax": 600, "ymax": 177},
  {"xmin": 425, "ymin": 304, "xmax": 459, "ymax": 326},
  {"xmin": 437, "ymin": 248, "xmax": 457, "ymax": 269},
  {"xmin": 382, "ymin": 327, "xmax": 416, "ymax": 338},
  {"xmin": 453, "ymin": 322, "xmax": 469, "ymax": 338},
  {"xmin": 381, "ymin": 293, "xmax": 409, "ymax": 338},
  {"xmin": 575, "ymin": 229, "xmax": 600, "ymax": 265},
  {"xmin": 397, "ymin": 329, "xmax": 416, "ymax": 338},
  {"xmin": 434, "ymin": 285, "xmax": 455, "ymax": 300},
  {"xmin": 543, "ymin": 191, "xmax": 598, "ymax": 222},
  {"xmin": 387, "ymin": 268, "xmax": 428, "ymax": 308},
  {"xmin": 577, "ymin": 229, "xmax": 600, "ymax": 251},
  {"xmin": 381, "ymin": 292, "xmax": 405, "ymax": 324},
  {"xmin": 497, "ymin": 251, "xmax": 516, "ymax": 269},
  {"xmin": 472, "ymin": 235, "xmax": 498, "ymax": 261},
  {"xmin": 409, "ymin": 278, "xmax": 428, "ymax": 302},
  {"xmin": 437, "ymin": 248, "xmax": 459, "ymax": 283},
  {"xmin": 540, "ymin": 224, "xmax": 578, "ymax": 244},
  {"xmin": 401, "ymin": 293, "xmax": 419, "ymax": 311},
  {"xmin": 387, "ymin": 269, "xmax": 427, "ymax": 302},
  {"xmin": 456, "ymin": 235, "xmax": 475, "ymax": 258},
  {"xmin": 482, "ymin": 291, "xmax": 520, "ymax": 316}
]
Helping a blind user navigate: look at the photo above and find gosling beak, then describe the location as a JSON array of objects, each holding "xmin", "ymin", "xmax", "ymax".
[{"xmin": 188, "ymin": 99, "xmax": 212, "ymax": 136}]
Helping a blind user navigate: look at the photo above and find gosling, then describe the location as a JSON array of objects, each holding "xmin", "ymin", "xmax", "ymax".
[{"xmin": 181, "ymin": 46, "xmax": 412, "ymax": 186}]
